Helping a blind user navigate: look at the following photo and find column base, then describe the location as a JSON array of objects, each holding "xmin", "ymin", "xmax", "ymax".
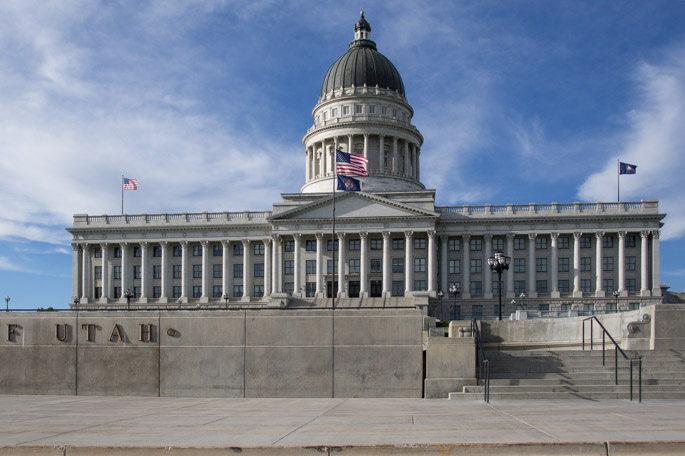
[
  {"xmin": 139, "ymin": 297, "xmax": 149, "ymax": 304},
  {"xmin": 640, "ymin": 289, "xmax": 652, "ymax": 297},
  {"xmin": 241, "ymin": 296, "xmax": 251, "ymax": 303},
  {"xmin": 619, "ymin": 290, "xmax": 628, "ymax": 297},
  {"xmin": 462, "ymin": 292, "xmax": 471, "ymax": 299},
  {"xmin": 527, "ymin": 291, "xmax": 538, "ymax": 298},
  {"xmin": 79, "ymin": 297, "xmax": 90, "ymax": 304},
  {"xmin": 361, "ymin": 291, "xmax": 369, "ymax": 298},
  {"xmin": 551, "ymin": 291, "xmax": 561, "ymax": 298},
  {"xmin": 595, "ymin": 290, "xmax": 606, "ymax": 298},
  {"xmin": 158, "ymin": 297, "xmax": 168, "ymax": 304},
  {"xmin": 337, "ymin": 292, "xmax": 347, "ymax": 299},
  {"xmin": 199, "ymin": 296, "xmax": 209, "ymax": 303},
  {"xmin": 316, "ymin": 292, "xmax": 326, "ymax": 299},
  {"xmin": 573, "ymin": 291, "xmax": 583, "ymax": 298},
  {"xmin": 484, "ymin": 292, "xmax": 494, "ymax": 299},
  {"xmin": 652, "ymin": 287, "xmax": 662, "ymax": 297},
  {"xmin": 99, "ymin": 297, "xmax": 110, "ymax": 304}
]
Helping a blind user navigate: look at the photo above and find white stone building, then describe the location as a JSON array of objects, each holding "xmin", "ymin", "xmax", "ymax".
[{"xmin": 67, "ymin": 13, "xmax": 665, "ymax": 319}]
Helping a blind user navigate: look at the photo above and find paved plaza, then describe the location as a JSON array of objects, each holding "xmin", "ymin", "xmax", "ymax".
[{"xmin": 0, "ymin": 395, "xmax": 684, "ymax": 454}]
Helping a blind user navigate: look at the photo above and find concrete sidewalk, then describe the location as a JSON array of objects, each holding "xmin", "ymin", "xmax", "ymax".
[{"xmin": 0, "ymin": 395, "xmax": 684, "ymax": 455}]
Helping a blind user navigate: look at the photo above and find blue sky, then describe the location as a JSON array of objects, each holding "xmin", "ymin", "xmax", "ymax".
[{"xmin": 1, "ymin": 1, "xmax": 685, "ymax": 309}]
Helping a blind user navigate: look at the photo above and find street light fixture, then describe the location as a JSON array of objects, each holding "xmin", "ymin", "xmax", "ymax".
[
  {"xmin": 437, "ymin": 291, "xmax": 444, "ymax": 319},
  {"xmin": 124, "ymin": 289, "xmax": 133, "ymax": 311},
  {"xmin": 519, "ymin": 292, "xmax": 526, "ymax": 310},
  {"xmin": 4, "ymin": 296, "xmax": 9, "ymax": 312},
  {"xmin": 613, "ymin": 290, "xmax": 619, "ymax": 313},
  {"xmin": 223, "ymin": 293, "xmax": 230, "ymax": 309},
  {"xmin": 449, "ymin": 285, "xmax": 460, "ymax": 319},
  {"xmin": 488, "ymin": 251, "xmax": 511, "ymax": 321},
  {"xmin": 73, "ymin": 297, "xmax": 80, "ymax": 311}
]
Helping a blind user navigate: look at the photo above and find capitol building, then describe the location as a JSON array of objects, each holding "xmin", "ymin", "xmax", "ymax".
[{"xmin": 68, "ymin": 13, "xmax": 665, "ymax": 320}]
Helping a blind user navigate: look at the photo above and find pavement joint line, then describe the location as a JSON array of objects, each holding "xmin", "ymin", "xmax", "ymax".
[
  {"xmin": 486, "ymin": 403, "xmax": 561, "ymax": 442},
  {"xmin": 609, "ymin": 412, "xmax": 639, "ymax": 421},
  {"xmin": 270, "ymin": 398, "xmax": 348, "ymax": 445}
]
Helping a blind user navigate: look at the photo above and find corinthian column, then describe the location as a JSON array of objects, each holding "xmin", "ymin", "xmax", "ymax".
[
  {"xmin": 383, "ymin": 231, "xmax": 391, "ymax": 297},
  {"xmin": 618, "ymin": 231, "xmax": 627, "ymax": 296},
  {"xmin": 652, "ymin": 230, "xmax": 661, "ymax": 296},
  {"xmin": 527, "ymin": 233, "xmax": 537, "ymax": 298},
  {"xmin": 404, "ymin": 231, "xmax": 413, "ymax": 296},
  {"xmin": 337, "ymin": 232, "xmax": 347, "ymax": 297},
  {"xmin": 641, "ymin": 231, "xmax": 651, "ymax": 296},
  {"xmin": 595, "ymin": 232, "xmax": 605, "ymax": 297},
  {"xmin": 360, "ymin": 232, "xmax": 368, "ymax": 297},
  {"xmin": 573, "ymin": 232, "xmax": 582, "ymax": 297},
  {"xmin": 428, "ymin": 230, "xmax": 436, "ymax": 294},
  {"xmin": 550, "ymin": 233, "xmax": 560, "ymax": 298}
]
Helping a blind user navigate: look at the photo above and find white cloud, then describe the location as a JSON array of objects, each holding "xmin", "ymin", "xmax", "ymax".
[{"xmin": 578, "ymin": 47, "xmax": 685, "ymax": 240}]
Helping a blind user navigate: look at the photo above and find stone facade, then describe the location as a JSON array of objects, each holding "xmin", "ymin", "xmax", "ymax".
[{"xmin": 67, "ymin": 14, "xmax": 665, "ymax": 318}]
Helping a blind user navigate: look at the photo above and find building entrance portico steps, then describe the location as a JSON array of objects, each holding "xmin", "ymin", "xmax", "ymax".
[{"xmin": 449, "ymin": 349, "xmax": 685, "ymax": 400}]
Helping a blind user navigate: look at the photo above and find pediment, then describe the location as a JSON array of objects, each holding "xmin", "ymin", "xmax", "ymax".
[{"xmin": 270, "ymin": 192, "xmax": 437, "ymax": 222}]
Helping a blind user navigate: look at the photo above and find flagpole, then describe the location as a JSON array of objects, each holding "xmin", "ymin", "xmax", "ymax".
[
  {"xmin": 617, "ymin": 160, "xmax": 620, "ymax": 203},
  {"xmin": 121, "ymin": 174, "xmax": 124, "ymax": 214},
  {"xmin": 332, "ymin": 145, "xmax": 337, "ymax": 310}
]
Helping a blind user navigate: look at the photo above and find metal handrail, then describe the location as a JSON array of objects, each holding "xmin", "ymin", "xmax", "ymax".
[
  {"xmin": 471, "ymin": 319, "xmax": 490, "ymax": 403},
  {"xmin": 582, "ymin": 316, "xmax": 642, "ymax": 402}
]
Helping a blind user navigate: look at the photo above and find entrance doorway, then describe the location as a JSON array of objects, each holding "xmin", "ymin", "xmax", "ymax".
[
  {"xmin": 370, "ymin": 280, "xmax": 382, "ymax": 297},
  {"xmin": 349, "ymin": 281, "xmax": 360, "ymax": 298},
  {"xmin": 326, "ymin": 280, "xmax": 338, "ymax": 298}
]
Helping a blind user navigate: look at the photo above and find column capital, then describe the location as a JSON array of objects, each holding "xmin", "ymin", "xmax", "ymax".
[
  {"xmin": 595, "ymin": 231, "xmax": 605, "ymax": 240},
  {"xmin": 292, "ymin": 233, "xmax": 302, "ymax": 241},
  {"xmin": 573, "ymin": 232, "xmax": 583, "ymax": 239},
  {"xmin": 119, "ymin": 241, "xmax": 128, "ymax": 247},
  {"xmin": 99, "ymin": 241, "xmax": 108, "ymax": 248},
  {"xmin": 71, "ymin": 242, "xmax": 80, "ymax": 251},
  {"xmin": 179, "ymin": 240, "xmax": 189, "ymax": 247},
  {"xmin": 241, "ymin": 239, "xmax": 251, "ymax": 247},
  {"xmin": 382, "ymin": 231, "xmax": 391, "ymax": 239},
  {"xmin": 641, "ymin": 230, "xmax": 650, "ymax": 239},
  {"xmin": 505, "ymin": 233, "xmax": 514, "ymax": 240},
  {"xmin": 271, "ymin": 233, "xmax": 281, "ymax": 243},
  {"xmin": 483, "ymin": 234, "xmax": 492, "ymax": 241},
  {"xmin": 652, "ymin": 230, "xmax": 660, "ymax": 239},
  {"xmin": 359, "ymin": 231, "xmax": 368, "ymax": 240},
  {"xmin": 82, "ymin": 243, "xmax": 90, "ymax": 253},
  {"xmin": 262, "ymin": 238, "xmax": 271, "ymax": 246},
  {"xmin": 337, "ymin": 232, "xmax": 347, "ymax": 240},
  {"xmin": 527, "ymin": 233, "xmax": 537, "ymax": 240},
  {"xmin": 200, "ymin": 240, "xmax": 209, "ymax": 247},
  {"xmin": 160, "ymin": 240, "xmax": 168, "ymax": 247},
  {"xmin": 463, "ymin": 233, "xmax": 471, "ymax": 241},
  {"xmin": 404, "ymin": 230, "xmax": 413, "ymax": 239},
  {"xmin": 315, "ymin": 232, "xmax": 325, "ymax": 240},
  {"xmin": 221, "ymin": 239, "xmax": 230, "ymax": 247},
  {"xmin": 550, "ymin": 232, "xmax": 559, "ymax": 240},
  {"xmin": 439, "ymin": 234, "xmax": 448, "ymax": 242},
  {"xmin": 618, "ymin": 231, "xmax": 627, "ymax": 239},
  {"xmin": 427, "ymin": 230, "xmax": 436, "ymax": 239}
]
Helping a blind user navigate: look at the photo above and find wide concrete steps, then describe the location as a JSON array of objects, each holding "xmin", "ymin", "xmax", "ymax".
[{"xmin": 450, "ymin": 349, "xmax": 685, "ymax": 400}]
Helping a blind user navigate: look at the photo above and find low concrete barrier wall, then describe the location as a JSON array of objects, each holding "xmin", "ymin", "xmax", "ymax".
[{"xmin": 0, "ymin": 309, "xmax": 423, "ymax": 398}]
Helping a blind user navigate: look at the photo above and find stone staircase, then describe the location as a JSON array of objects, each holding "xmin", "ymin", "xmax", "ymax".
[{"xmin": 449, "ymin": 349, "xmax": 685, "ymax": 400}]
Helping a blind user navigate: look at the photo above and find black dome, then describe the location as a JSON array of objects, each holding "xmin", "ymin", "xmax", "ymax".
[{"xmin": 320, "ymin": 16, "xmax": 405, "ymax": 97}]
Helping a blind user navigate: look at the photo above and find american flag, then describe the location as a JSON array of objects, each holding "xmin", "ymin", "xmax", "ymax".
[
  {"xmin": 123, "ymin": 177, "xmax": 138, "ymax": 190},
  {"xmin": 336, "ymin": 150, "xmax": 369, "ymax": 177}
]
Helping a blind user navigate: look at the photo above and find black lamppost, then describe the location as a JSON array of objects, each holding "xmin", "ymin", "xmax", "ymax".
[
  {"xmin": 124, "ymin": 288, "xmax": 133, "ymax": 311},
  {"xmin": 437, "ymin": 290, "xmax": 444, "ymax": 319},
  {"xmin": 223, "ymin": 293, "xmax": 230, "ymax": 309},
  {"xmin": 449, "ymin": 285, "xmax": 460, "ymax": 319},
  {"xmin": 73, "ymin": 297, "xmax": 80, "ymax": 311},
  {"xmin": 613, "ymin": 290, "xmax": 619, "ymax": 313},
  {"xmin": 519, "ymin": 292, "xmax": 526, "ymax": 310},
  {"xmin": 4, "ymin": 296, "xmax": 9, "ymax": 312},
  {"xmin": 488, "ymin": 251, "xmax": 511, "ymax": 321}
]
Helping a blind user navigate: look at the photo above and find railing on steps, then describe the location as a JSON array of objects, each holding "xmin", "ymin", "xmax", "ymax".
[
  {"xmin": 471, "ymin": 319, "xmax": 490, "ymax": 403},
  {"xmin": 582, "ymin": 316, "xmax": 642, "ymax": 402}
]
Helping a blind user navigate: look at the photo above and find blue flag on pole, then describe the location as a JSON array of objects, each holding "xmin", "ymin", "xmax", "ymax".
[
  {"xmin": 337, "ymin": 175, "xmax": 361, "ymax": 191},
  {"xmin": 619, "ymin": 162, "xmax": 637, "ymax": 175}
]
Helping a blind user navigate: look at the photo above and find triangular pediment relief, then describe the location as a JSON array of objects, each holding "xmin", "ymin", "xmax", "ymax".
[{"xmin": 270, "ymin": 192, "xmax": 437, "ymax": 222}]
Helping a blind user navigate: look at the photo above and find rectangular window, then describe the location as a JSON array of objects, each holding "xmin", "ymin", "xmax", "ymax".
[
  {"xmin": 581, "ymin": 279, "xmax": 592, "ymax": 293},
  {"xmin": 536, "ymin": 258, "xmax": 547, "ymax": 272},
  {"xmin": 392, "ymin": 238, "xmax": 404, "ymax": 250},
  {"xmin": 233, "ymin": 244, "xmax": 243, "ymax": 256},
  {"xmin": 94, "ymin": 247, "xmax": 102, "ymax": 258},
  {"xmin": 470, "ymin": 281, "xmax": 483, "ymax": 296},
  {"xmin": 581, "ymin": 257, "xmax": 592, "ymax": 271},
  {"xmin": 561, "ymin": 303, "xmax": 572, "ymax": 311},
  {"xmin": 327, "ymin": 260, "xmax": 338, "ymax": 274},
  {"xmin": 451, "ymin": 305, "xmax": 461, "ymax": 320},
  {"xmin": 306, "ymin": 282, "xmax": 316, "ymax": 297},
  {"xmin": 558, "ymin": 237, "xmax": 570, "ymax": 249},
  {"xmin": 213, "ymin": 244, "xmax": 223, "ymax": 256},
  {"xmin": 414, "ymin": 238, "xmax": 426, "ymax": 249},
  {"xmin": 414, "ymin": 258, "xmax": 426, "ymax": 273},
  {"xmin": 94, "ymin": 287, "xmax": 102, "ymax": 299},
  {"xmin": 381, "ymin": 106, "xmax": 387, "ymax": 115},
  {"xmin": 348, "ymin": 239, "xmax": 360, "ymax": 251},
  {"xmin": 472, "ymin": 305, "xmax": 483, "ymax": 319},
  {"xmin": 606, "ymin": 303, "xmax": 617, "ymax": 313},
  {"xmin": 343, "ymin": 106, "xmax": 350, "ymax": 115},
  {"xmin": 392, "ymin": 258, "xmax": 404, "ymax": 273},
  {"xmin": 536, "ymin": 237, "xmax": 547, "ymax": 249},
  {"xmin": 625, "ymin": 235, "xmax": 636, "ymax": 248},
  {"xmin": 284, "ymin": 282, "xmax": 294, "ymax": 295},
  {"xmin": 580, "ymin": 236, "xmax": 592, "ymax": 248},
  {"xmin": 213, "ymin": 285, "xmax": 223, "ymax": 298},
  {"xmin": 233, "ymin": 285, "xmax": 243, "ymax": 298},
  {"xmin": 625, "ymin": 256, "xmax": 636, "ymax": 271},
  {"xmin": 133, "ymin": 246, "xmax": 141, "ymax": 257},
  {"xmin": 213, "ymin": 264, "xmax": 222, "ymax": 279},
  {"xmin": 492, "ymin": 281, "xmax": 499, "ymax": 295},
  {"xmin": 602, "ymin": 236, "xmax": 614, "ymax": 249},
  {"xmin": 284, "ymin": 240, "xmax": 294, "ymax": 252},
  {"xmin": 368, "ymin": 105, "xmax": 376, "ymax": 114},
  {"xmin": 173, "ymin": 265, "xmax": 182, "ymax": 279},
  {"xmin": 193, "ymin": 245, "xmax": 202, "ymax": 256},
  {"xmin": 284, "ymin": 260, "xmax": 294, "ymax": 275},
  {"xmin": 626, "ymin": 278, "xmax": 637, "ymax": 292},
  {"xmin": 254, "ymin": 285, "xmax": 264, "ymax": 298},
  {"xmin": 327, "ymin": 240, "xmax": 339, "ymax": 251},
  {"xmin": 152, "ymin": 286, "xmax": 161, "ymax": 299},
  {"xmin": 414, "ymin": 280, "xmax": 426, "ymax": 291},
  {"xmin": 305, "ymin": 240, "xmax": 316, "ymax": 251},
  {"xmin": 113, "ymin": 246, "xmax": 121, "ymax": 258},
  {"xmin": 539, "ymin": 304, "xmax": 550, "ymax": 312},
  {"xmin": 448, "ymin": 260, "xmax": 460, "ymax": 274},
  {"xmin": 514, "ymin": 258, "xmax": 525, "ymax": 273},
  {"xmin": 254, "ymin": 243, "xmax": 264, "ymax": 256},
  {"xmin": 584, "ymin": 303, "xmax": 595, "ymax": 313},
  {"xmin": 254, "ymin": 263, "xmax": 264, "ymax": 278},
  {"xmin": 558, "ymin": 257, "xmax": 569, "ymax": 272},
  {"xmin": 370, "ymin": 259, "xmax": 382, "ymax": 273},
  {"xmin": 370, "ymin": 239, "xmax": 382, "ymax": 250},
  {"xmin": 470, "ymin": 259, "xmax": 482, "ymax": 274},
  {"xmin": 514, "ymin": 280, "xmax": 526, "ymax": 295},
  {"xmin": 173, "ymin": 245, "xmax": 182, "ymax": 257},
  {"xmin": 332, "ymin": 107, "xmax": 338, "ymax": 117},
  {"xmin": 152, "ymin": 246, "xmax": 161, "ymax": 257},
  {"xmin": 603, "ymin": 279, "xmax": 614, "ymax": 292},
  {"xmin": 193, "ymin": 264, "xmax": 202, "ymax": 279},
  {"xmin": 152, "ymin": 265, "xmax": 161, "ymax": 279},
  {"xmin": 392, "ymin": 281, "xmax": 404, "ymax": 297},
  {"xmin": 355, "ymin": 104, "xmax": 363, "ymax": 114},
  {"xmin": 602, "ymin": 256, "xmax": 614, "ymax": 272},
  {"xmin": 492, "ymin": 238, "xmax": 504, "ymax": 250},
  {"xmin": 558, "ymin": 280, "xmax": 570, "ymax": 293},
  {"xmin": 94, "ymin": 266, "xmax": 102, "ymax": 280},
  {"xmin": 629, "ymin": 302, "xmax": 640, "ymax": 311},
  {"xmin": 470, "ymin": 238, "xmax": 482, "ymax": 251},
  {"xmin": 133, "ymin": 265, "xmax": 141, "ymax": 279},
  {"xmin": 349, "ymin": 259, "xmax": 360, "ymax": 274},
  {"xmin": 233, "ymin": 264, "xmax": 243, "ymax": 278},
  {"xmin": 172, "ymin": 286, "xmax": 181, "ymax": 299},
  {"xmin": 514, "ymin": 238, "xmax": 526, "ymax": 250},
  {"xmin": 113, "ymin": 266, "xmax": 121, "ymax": 280},
  {"xmin": 306, "ymin": 260, "xmax": 316, "ymax": 274},
  {"xmin": 323, "ymin": 111, "xmax": 327, "ymax": 121},
  {"xmin": 536, "ymin": 280, "xmax": 548, "ymax": 293},
  {"xmin": 448, "ymin": 239, "xmax": 460, "ymax": 251}
]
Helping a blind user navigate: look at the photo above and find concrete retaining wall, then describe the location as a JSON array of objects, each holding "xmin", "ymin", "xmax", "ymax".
[{"xmin": 0, "ymin": 309, "xmax": 423, "ymax": 398}]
